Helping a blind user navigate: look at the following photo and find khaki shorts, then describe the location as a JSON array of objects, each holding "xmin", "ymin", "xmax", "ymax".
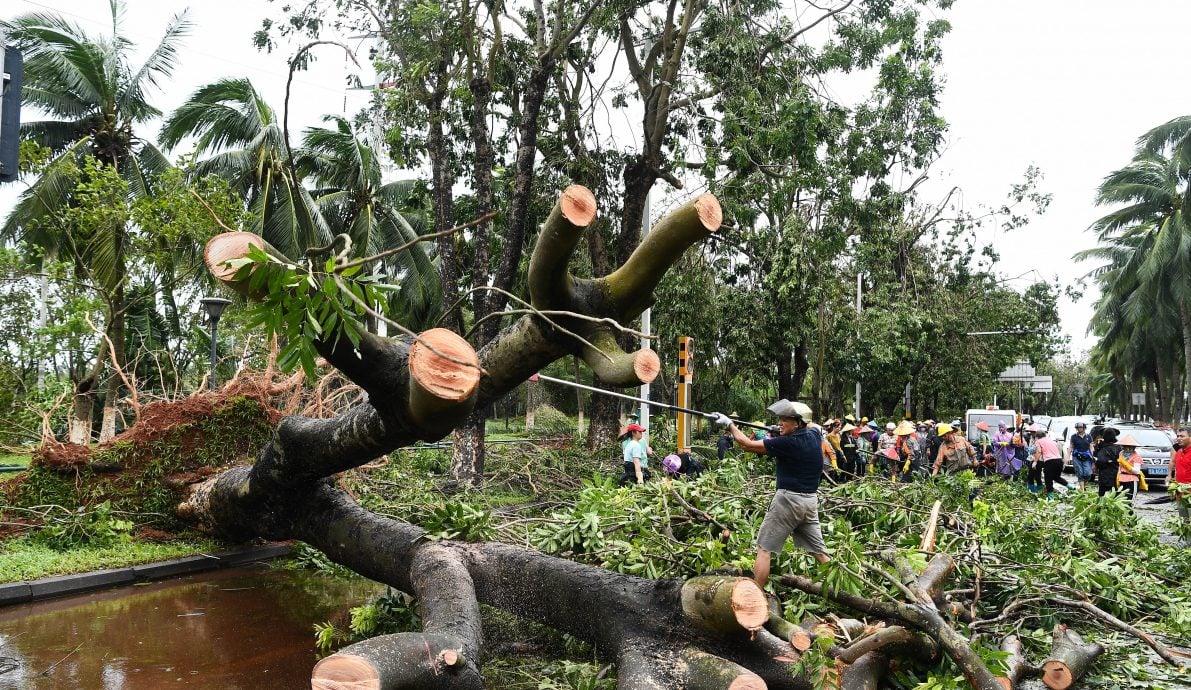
[{"xmin": 757, "ymin": 490, "xmax": 828, "ymax": 555}]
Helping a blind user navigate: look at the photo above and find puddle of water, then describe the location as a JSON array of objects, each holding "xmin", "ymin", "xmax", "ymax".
[{"xmin": 0, "ymin": 563, "xmax": 385, "ymax": 689}]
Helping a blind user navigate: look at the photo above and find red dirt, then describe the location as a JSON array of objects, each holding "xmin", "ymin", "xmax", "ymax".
[{"xmin": 32, "ymin": 383, "xmax": 283, "ymax": 473}]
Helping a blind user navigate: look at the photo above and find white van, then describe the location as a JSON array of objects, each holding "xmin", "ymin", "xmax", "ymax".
[{"xmin": 964, "ymin": 408, "xmax": 1017, "ymax": 444}]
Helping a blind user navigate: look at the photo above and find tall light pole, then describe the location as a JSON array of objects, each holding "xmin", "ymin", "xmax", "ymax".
[
  {"xmin": 854, "ymin": 271, "xmax": 863, "ymax": 419},
  {"xmin": 200, "ymin": 297, "xmax": 231, "ymax": 391},
  {"xmin": 640, "ymin": 187, "xmax": 653, "ymax": 435}
]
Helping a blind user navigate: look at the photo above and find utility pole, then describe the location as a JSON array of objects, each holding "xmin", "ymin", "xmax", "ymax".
[
  {"xmin": 854, "ymin": 271, "xmax": 863, "ymax": 419},
  {"xmin": 640, "ymin": 188, "xmax": 652, "ymax": 435}
]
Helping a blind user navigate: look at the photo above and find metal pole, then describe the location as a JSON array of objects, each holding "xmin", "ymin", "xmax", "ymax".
[
  {"xmin": 531, "ymin": 373, "xmax": 772, "ymax": 432},
  {"xmin": 640, "ymin": 188, "xmax": 652, "ymax": 436},
  {"xmin": 854, "ymin": 271, "xmax": 862, "ymax": 419},
  {"xmin": 208, "ymin": 316, "xmax": 219, "ymax": 391}
]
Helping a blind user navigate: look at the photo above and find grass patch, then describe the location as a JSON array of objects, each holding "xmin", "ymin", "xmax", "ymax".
[
  {"xmin": 0, "ymin": 451, "xmax": 31, "ymax": 468},
  {"xmin": 0, "ymin": 537, "xmax": 220, "ymax": 581}
]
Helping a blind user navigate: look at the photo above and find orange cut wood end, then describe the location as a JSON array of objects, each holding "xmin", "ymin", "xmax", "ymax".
[
  {"xmin": 561, "ymin": 185, "xmax": 597, "ymax": 226},
  {"xmin": 632, "ymin": 348, "xmax": 661, "ymax": 383},
  {"xmin": 729, "ymin": 672, "xmax": 767, "ymax": 690},
  {"xmin": 1041, "ymin": 661, "xmax": 1073, "ymax": 690},
  {"xmin": 438, "ymin": 649, "xmax": 460, "ymax": 667},
  {"xmin": 730, "ymin": 578, "xmax": 769, "ymax": 631},
  {"xmin": 790, "ymin": 629, "xmax": 813, "ymax": 652},
  {"xmin": 996, "ymin": 678, "xmax": 1013, "ymax": 690},
  {"xmin": 409, "ymin": 328, "xmax": 482, "ymax": 401},
  {"xmin": 311, "ymin": 653, "xmax": 380, "ymax": 690},
  {"xmin": 205, "ymin": 231, "xmax": 264, "ymax": 283},
  {"xmin": 695, "ymin": 193, "xmax": 723, "ymax": 231}
]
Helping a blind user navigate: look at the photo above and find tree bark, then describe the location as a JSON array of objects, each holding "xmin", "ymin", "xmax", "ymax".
[
  {"xmin": 69, "ymin": 338, "xmax": 108, "ymax": 444},
  {"xmin": 1040, "ymin": 625, "xmax": 1103, "ymax": 690},
  {"xmin": 995, "ymin": 634, "xmax": 1039, "ymax": 690},
  {"xmin": 838, "ymin": 651, "xmax": 886, "ymax": 690},
  {"xmin": 99, "ymin": 286, "xmax": 125, "ymax": 443},
  {"xmin": 69, "ymin": 388, "xmax": 96, "ymax": 444},
  {"xmin": 429, "ymin": 59, "xmax": 461, "ymax": 334}
]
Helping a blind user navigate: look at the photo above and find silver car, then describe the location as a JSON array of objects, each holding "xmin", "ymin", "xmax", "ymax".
[{"xmin": 1094, "ymin": 426, "xmax": 1172, "ymax": 487}]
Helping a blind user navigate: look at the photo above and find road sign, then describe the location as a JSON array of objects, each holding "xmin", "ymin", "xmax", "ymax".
[
  {"xmin": 1131, "ymin": 392, "xmax": 1146, "ymax": 406},
  {"xmin": 1028, "ymin": 376, "xmax": 1052, "ymax": 393},
  {"xmin": 997, "ymin": 361, "xmax": 1035, "ymax": 381}
]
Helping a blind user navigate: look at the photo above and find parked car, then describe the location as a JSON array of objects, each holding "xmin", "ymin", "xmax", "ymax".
[{"xmin": 1090, "ymin": 424, "xmax": 1173, "ymax": 487}]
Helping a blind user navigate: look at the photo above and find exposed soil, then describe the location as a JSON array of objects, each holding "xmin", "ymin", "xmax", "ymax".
[{"xmin": 2, "ymin": 389, "xmax": 280, "ymax": 534}]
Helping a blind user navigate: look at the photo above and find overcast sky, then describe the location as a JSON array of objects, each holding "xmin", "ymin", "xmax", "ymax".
[{"xmin": 4, "ymin": 0, "xmax": 1191, "ymax": 357}]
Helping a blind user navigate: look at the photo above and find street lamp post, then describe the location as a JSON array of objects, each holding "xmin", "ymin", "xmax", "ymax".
[{"xmin": 200, "ymin": 297, "xmax": 231, "ymax": 391}]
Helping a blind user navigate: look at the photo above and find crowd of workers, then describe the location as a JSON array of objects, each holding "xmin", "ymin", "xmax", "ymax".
[{"xmin": 620, "ymin": 401, "xmax": 1191, "ymax": 587}]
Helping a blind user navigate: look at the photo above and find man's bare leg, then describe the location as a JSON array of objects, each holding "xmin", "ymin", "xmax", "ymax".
[
  {"xmin": 753, "ymin": 548, "xmax": 771, "ymax": 588},
  {"xmin": 814, "ymin": 552, "xmax": 831, "ymax": 564}
]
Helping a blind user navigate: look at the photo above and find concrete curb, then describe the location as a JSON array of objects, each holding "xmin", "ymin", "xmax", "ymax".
[{"xmin": 0, "ymin": 542, "xmax": 292, "ymax": 607}]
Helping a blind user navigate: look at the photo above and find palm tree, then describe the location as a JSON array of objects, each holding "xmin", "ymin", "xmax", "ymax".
[
  {"xmin": 1080, "ymin": 149, "xmax": 1191, "ymax": 422},
  {"xmin": 297, "ymin": 115, "xmax": 439, "ymax": 329},
  {"xmin": 159, "ymin": 77, "xmax": 329, "ymax": 260},
  {"xmin": 162, "ymin": 87, "xmax": 440, "ymax": 329},
  {"xmin": 1, "ymin": 0, "xmax": 191, "ymax": 442}
]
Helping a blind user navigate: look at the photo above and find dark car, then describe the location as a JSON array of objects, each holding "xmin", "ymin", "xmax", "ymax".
[{"xmin": 1090, "ymin": 424, "xmax": 1172, "ymax": 487}]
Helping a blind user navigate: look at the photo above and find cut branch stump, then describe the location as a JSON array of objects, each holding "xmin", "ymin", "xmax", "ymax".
[{"xmin": 1041, "ymin": 625, "xmax": 1104, "ymax": 690}]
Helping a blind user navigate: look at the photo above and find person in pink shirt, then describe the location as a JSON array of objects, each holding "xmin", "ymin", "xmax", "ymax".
[
  {"xmin": 1030, "ymin": 424, "xmax": 1069, "ymax": 497},
  {"xmin": 1115, "ymin": 435, "xmax": 1144, "ymax": 503}
]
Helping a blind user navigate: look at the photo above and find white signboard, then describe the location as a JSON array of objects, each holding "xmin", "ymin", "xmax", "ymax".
[
  {"xmin": 1131, "ymin": 392, "xmax": 1146, "ymax": 406},
  {"xmin": 1028, "ymin": 376, "xmax": 1053, "ymax": 393},
  {"xmin": 997, "ymin": 361, "xmax": 1036, "ymax": 381}
]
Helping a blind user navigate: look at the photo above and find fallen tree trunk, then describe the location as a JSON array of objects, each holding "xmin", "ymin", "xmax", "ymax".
[{"xmin": 179, "ymin": 188, "xmax": 827, "ymax": 688}]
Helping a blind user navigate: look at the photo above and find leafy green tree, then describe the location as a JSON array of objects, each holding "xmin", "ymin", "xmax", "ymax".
[{"xmin": 2, "ymin": 0, "xmax": 191, "ymax": 441}]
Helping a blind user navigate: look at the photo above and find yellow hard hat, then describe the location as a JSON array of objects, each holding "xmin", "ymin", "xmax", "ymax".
[{"xmin": 936, "ymin": 423, "xmax": 954, "ymax": 436}]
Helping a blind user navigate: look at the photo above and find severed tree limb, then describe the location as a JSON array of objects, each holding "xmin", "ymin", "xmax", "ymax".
[
  {"xmin": 601, "ymin": 193, "xmax": 722, "ymax": 315},
  {"xmin": 835, "ymin": 626, "xmax": 912, "ymax": 665},
  {"xmin": 312, "ymin": 543, "xmax": 485, "ymax": 690},
  {"xmin": 666, "ymin": 480, "xmax": 733, "ymax": 540},
  {"xmin": 995, "ymin": 634, "xmax": 1040, "ymax": 690},
  {"xmin": 311, "ymin": 632, "xmax": 481, "ymax": 690},
  {"xmin": 915, "ymin": 552, "xmax": 956, "ymax": 611},
  {"xmin": 580, "ymin": 328, "xmax": 661, "ymax": 387},
  {"xmin": 1047, "ymin": 596, "xmax": 1183, "ymax": 667},
  {"xmin": 527, "ymin": 184, "xmax": 598, "ymax": 309},
  {"xmin": 1040, "ymin": 624, "xmax": 1104, "ymax": 690},
  {"xmin": 920, "ymin": 500, "xmax": 942, "ymax": 553},
  {"xmin": 780, "ymin": 574, "xmax": 1002, "ymax": 690},
  {"xmin": 837, "ymin": 651, "xmax": 886, "ymax": 690},
  {"xmin": 678, "ymin": 648, "xmax": 767, "ymax": 690}
]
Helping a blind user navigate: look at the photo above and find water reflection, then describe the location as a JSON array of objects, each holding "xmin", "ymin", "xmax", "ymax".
[{"xmin": 0, "ymin": 563, "xmax": 384, "ymax": 689}]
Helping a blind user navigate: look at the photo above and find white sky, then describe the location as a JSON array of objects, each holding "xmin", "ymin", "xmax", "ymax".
[{"xmin": 5, "ymin": 0, "xmax": 1191, "ymax": 357}]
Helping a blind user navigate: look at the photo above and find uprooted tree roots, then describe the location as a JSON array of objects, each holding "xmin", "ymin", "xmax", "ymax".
[{"xmin": 164, "ymin": 187, "xmax": 1184, "ymax": 689}]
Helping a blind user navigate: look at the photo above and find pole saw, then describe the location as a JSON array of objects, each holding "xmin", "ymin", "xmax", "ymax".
[{"xmin": 529, "ymin": 373, "xmax": 775, "ymax": 432}]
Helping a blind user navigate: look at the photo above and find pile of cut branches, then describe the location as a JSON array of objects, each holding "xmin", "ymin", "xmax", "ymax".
[{"xmin": 342, "ymin": 448, "xmax": 1191, "ymax": 688}]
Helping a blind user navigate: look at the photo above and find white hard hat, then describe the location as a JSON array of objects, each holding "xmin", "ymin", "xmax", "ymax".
[{"xmin": 886, "ymin": 422, "xmax": 896, "ymax": 431}]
